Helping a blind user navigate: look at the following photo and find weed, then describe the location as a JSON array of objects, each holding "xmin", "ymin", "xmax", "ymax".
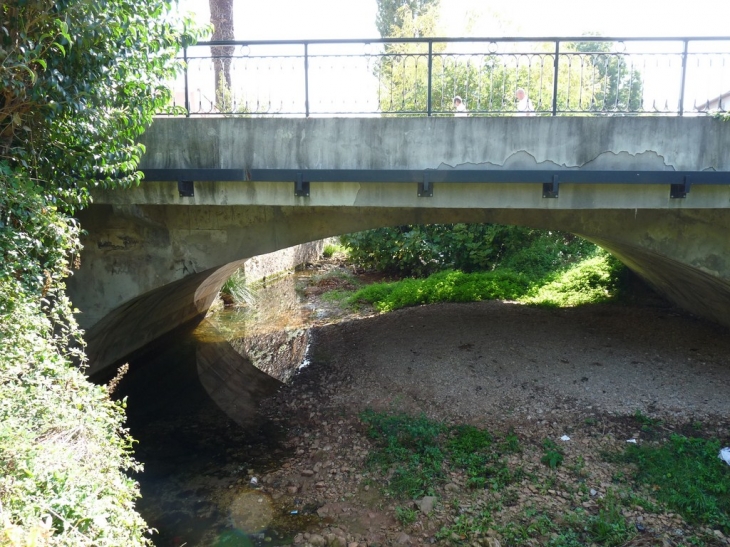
[
  {"xmin": 361, "ymin": 411, "xmax": 445, "ymax": 498},
  {"xmin": 541, "ymin": 438, "xmax": 565, "ymax": 469},
  {"xmin": 361, "ymin": 411, "xmax": 524, "ymax": 499},
  {"xmin": 501, "ymin": 429, "xmax": 522, "ymax": 453},
  {"xmin": 569, "ymin": 455, "xmax": 588, "ymax": 478},
  {"xmin": 220, "ymin": 268, "xmax": 256, "ymax": 306},
  {"xmin": 621, "ymin": 434, "xmax": 730, "ymax": 532},
  {"xmin": 587, "ymin": 490, "xmax": 635, "ymax": 545},
  {"xmin": 395, "ymin": 506, "xmax": 418, "ymax": 525},
  {"xmin": 436, "ymin": 508, "xmax": 494, "ymax": 542},
  {"xmin": 322, "ymin": 243, "xmax": 346, "ymax": 258}
]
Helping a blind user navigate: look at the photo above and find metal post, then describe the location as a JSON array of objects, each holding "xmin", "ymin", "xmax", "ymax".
[
  {"xmin": 427, "ymin": 41, "xmax": 433, "ymax": 116},
  {"xmin": 552, "ymin": 40, "xmax": 560, "ymax": 116},
  {"xmin": 678, "ymin": 39, "xmax": 689, "ymax": 116},
  {"xmin": 183, "ymin": 45, "xmax": 190, "ymax": 117},
  {"xmin": 304, "ymin": 43, "xmax": 310, "ymax": 118}
]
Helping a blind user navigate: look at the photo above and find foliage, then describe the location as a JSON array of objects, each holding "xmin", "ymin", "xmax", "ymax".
[
  {"xmin": 1, "ymin": 0, "xmax": 202, "ymax": 543},
  {"xmin": 361, "ymin": 410, "xmax": 445, "ymax": 498},
  {"xmin": 1, "ymin": 0, "xmax": 199, "ymax": 211},
  {"xmin": 349, "ymin": 269, "xmax": 532, "ymax": 312},
  {"xmin": 340, "ymin": 225, "xmax": 594, "ymax": 278},
  {"xmin": 620, "ymin": 435, "xmax": 730, "ymax": 532},
  {"xmin": 573, "ymin": 38, "xmax": 644, "ymax": 112},
  {"xmin": 540, "ymin": 438, "xmax": 565, "ymax": 469},
  {"xmin": 0, "ymin": 281, "xmax": 149, "ymax": 546},
  {"xmin": 322, "ymin": 242, "xmax": 347, "ymax": 259},
  {"xmin": 361, "ymin": 410, "xmax": 524, "ymax": 499},
  {"xmin": 395, "ymin": 506, "xmax": 418, "ymax": 525},
  {"xmin": 219, "ymin": 268, "xmax": 256, "ymax": 307},
  {"xmin": 373, "ymin": 5, "xmax": 644, "ymax": 115},
  {"xmin": 375, "ymin": 0, "xmax": 440, "ymax": 38},
  {"xmin": 521, "ymin": 252, "xmax": 624, "ymax": 307}
]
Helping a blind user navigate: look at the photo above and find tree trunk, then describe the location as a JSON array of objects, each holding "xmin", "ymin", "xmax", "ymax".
[{"xmin": 209, "ymin": 0, "xmax": 234, "ymax": 109}]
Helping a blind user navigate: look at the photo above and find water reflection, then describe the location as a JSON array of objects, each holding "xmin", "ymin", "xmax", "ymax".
[
  {"xmin": 206, "ymin": 274, "xmax": 312, "ymax": 384},
  {"xmin": 116, "ymin": 274, "xmax": 314, "ymax": 546}
]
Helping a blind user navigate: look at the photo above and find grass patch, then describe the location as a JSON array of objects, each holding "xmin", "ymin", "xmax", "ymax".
[
  {"xmin": 520, "ymin": 253, "xmax": 623, "ymax": 308},
  {"xmin": 346, "ymin": 250, "xmax": 623, "ymax": 313},
  {"xmin": 619, "ymin": 434, "xmax": 730, "ymax": 532},
  {"xmin": 219, "ymin": 268, "xmax": 256, "ymax": 307},
  {"xmin": 360, "ymin": 411, "xmax": 524, "ymax": 499},
  {"xmin": 350, "ymin": 269, "xmax": 531, "ymax": 312},
  {"xmin": 322, "ymin": 242, "xmax": 347, "ymax": 258}
]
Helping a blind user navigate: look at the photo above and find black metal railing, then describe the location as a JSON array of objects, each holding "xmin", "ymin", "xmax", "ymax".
[{"xmin": 165, "ymin": 36, "xmax": 730, "ymax": 117}]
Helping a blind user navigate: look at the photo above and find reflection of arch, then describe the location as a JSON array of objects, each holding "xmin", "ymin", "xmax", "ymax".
[
  {"xmin": 76, "ymin": 204, "xmax": 730, "ymax": 376},
  {"xmin": 195, "ymin": 320, "xmax": 282, "ymax": 429}
]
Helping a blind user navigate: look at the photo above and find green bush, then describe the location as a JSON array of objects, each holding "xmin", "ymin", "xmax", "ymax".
[
  {"xmin": 340, "ymin": 224, "xmax": 596, "ymax": 279},
  {"xmin": 0, "ymin": 282, "xmax": 150, "ymax": 546}
]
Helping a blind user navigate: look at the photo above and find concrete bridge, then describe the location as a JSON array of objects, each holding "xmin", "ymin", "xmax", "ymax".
[{"xmin": 68, "ymin": 116, "xmax": 730, "ymax": 375}]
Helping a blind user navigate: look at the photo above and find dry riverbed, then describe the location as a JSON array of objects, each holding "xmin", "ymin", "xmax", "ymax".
[{"xmin": 223, "ymin": 259, "xmax": 730, "ymax": 547}]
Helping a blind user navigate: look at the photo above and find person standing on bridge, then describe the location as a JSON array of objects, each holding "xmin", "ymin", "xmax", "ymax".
[
  {"xmin": 453, "ymin": 96, "xmax": 468, "ymax": 117},
  {"xmin": 515, "ymin": 88, "xmax": 534, "ymax": 115}
]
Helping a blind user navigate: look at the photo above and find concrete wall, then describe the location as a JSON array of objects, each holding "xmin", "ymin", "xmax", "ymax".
[
  {"xmin": 67, "ymin": 117, "xmax": 730, "ymax": 375},
  {"xmin": 243, "ymin": 240, "xmax": 324, "ymax": 284}
]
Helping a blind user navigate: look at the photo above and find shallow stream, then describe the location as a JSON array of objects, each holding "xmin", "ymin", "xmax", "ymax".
[{"xmin": 116, "ymin": 273, "xmax": 315, "ymax": 546}]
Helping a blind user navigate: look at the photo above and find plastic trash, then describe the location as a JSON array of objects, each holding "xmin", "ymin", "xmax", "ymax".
[
  {"xmin": 560, "ymin": 435, "xmax": 570, "ymax": 441},
  {"xmin": 719, "ymin": 447, "xmax": 730, "ymax": 465},
  {"xmin": 250, "ymin": 477, "xmax": 259, "ymax": 485},
  {"xmin": 626, "ymin": 439, "xmax": 637, "ymax": 444},
  {"xmin": 290, "ymin": 510, "xmax": 299, "ymax": 515}
]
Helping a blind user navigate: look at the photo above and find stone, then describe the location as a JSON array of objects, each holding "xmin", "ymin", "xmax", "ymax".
[
  {"xmin": 416, "ymin": 496, "xmax": 437, "ymax": 514},
  {"xmin": 396, "ymin": 533, "xmax": 411, "ymax": 544},
  {"xmin": 309, "ymin": 534, "xmax": 327, "ymax": 547},
  {"xmin": 301, "ymin": 469, "xmax": 315, "ymax": 477},
  {"xmin": 445, "ymin": 483, "xmax": 459, "ymax": 492},
  {"xmin": 288, "ymin": 485, "xmax": 300, "ymax": 494},
  {"xmin": 294, "ymin": 533, "xmax": 305, "ymax": 544}
]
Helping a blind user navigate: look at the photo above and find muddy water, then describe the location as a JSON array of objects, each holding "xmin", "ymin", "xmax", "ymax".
[{"xmin": 116, "ymin": 274, "xmax": 315, "ymax": 547}]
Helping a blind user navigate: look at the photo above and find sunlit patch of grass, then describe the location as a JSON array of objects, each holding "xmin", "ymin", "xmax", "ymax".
[
  {"xmin": 346, "ymin": 251, "xmax": 624, "ymax": 313},
  {"xmin": 349, "ymin": 270, "xmax": 532, "ymax": 312},
  {"xmin": 519, "ymin": 253, "xmax": 623, "ymax": 308}
]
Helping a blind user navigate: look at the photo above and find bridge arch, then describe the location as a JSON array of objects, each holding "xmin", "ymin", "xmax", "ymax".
[
  {"xmin": 74, "ymin": 202, "xmax": 730, "ymax": 376},
  {"xmin": 68, "ymin": 117, "xmax": 730, "ymax": 375}
]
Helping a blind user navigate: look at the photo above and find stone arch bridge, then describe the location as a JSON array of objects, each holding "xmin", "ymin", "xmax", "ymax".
[{"xmin": 67, "ymin": 117, "xmax": 730, "ymax": 375}]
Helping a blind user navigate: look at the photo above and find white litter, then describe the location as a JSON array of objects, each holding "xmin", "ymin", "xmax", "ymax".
[
  {"xmin": 560, "ymin": 435, "xmax": 570, "ymax": 441},
  {"xmin": 719, "ymin": 447, "xmax": 730, "ymax": 465},
  {"xmin": 250, "ymin": 477, "xmax": 259, "ymax": 485},
  {"xmin": 626, "ymin": 439, "xmax": 637, "ymax": 444}
]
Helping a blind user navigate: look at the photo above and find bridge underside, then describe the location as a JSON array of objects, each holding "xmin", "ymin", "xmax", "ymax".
[
  {"xmin": 72, "ymin": 203, "xmax": 730, "ymax": 376},
  {"xmin": 68, "ymin": 117, "xmax": 730, "ymax": 375}
]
